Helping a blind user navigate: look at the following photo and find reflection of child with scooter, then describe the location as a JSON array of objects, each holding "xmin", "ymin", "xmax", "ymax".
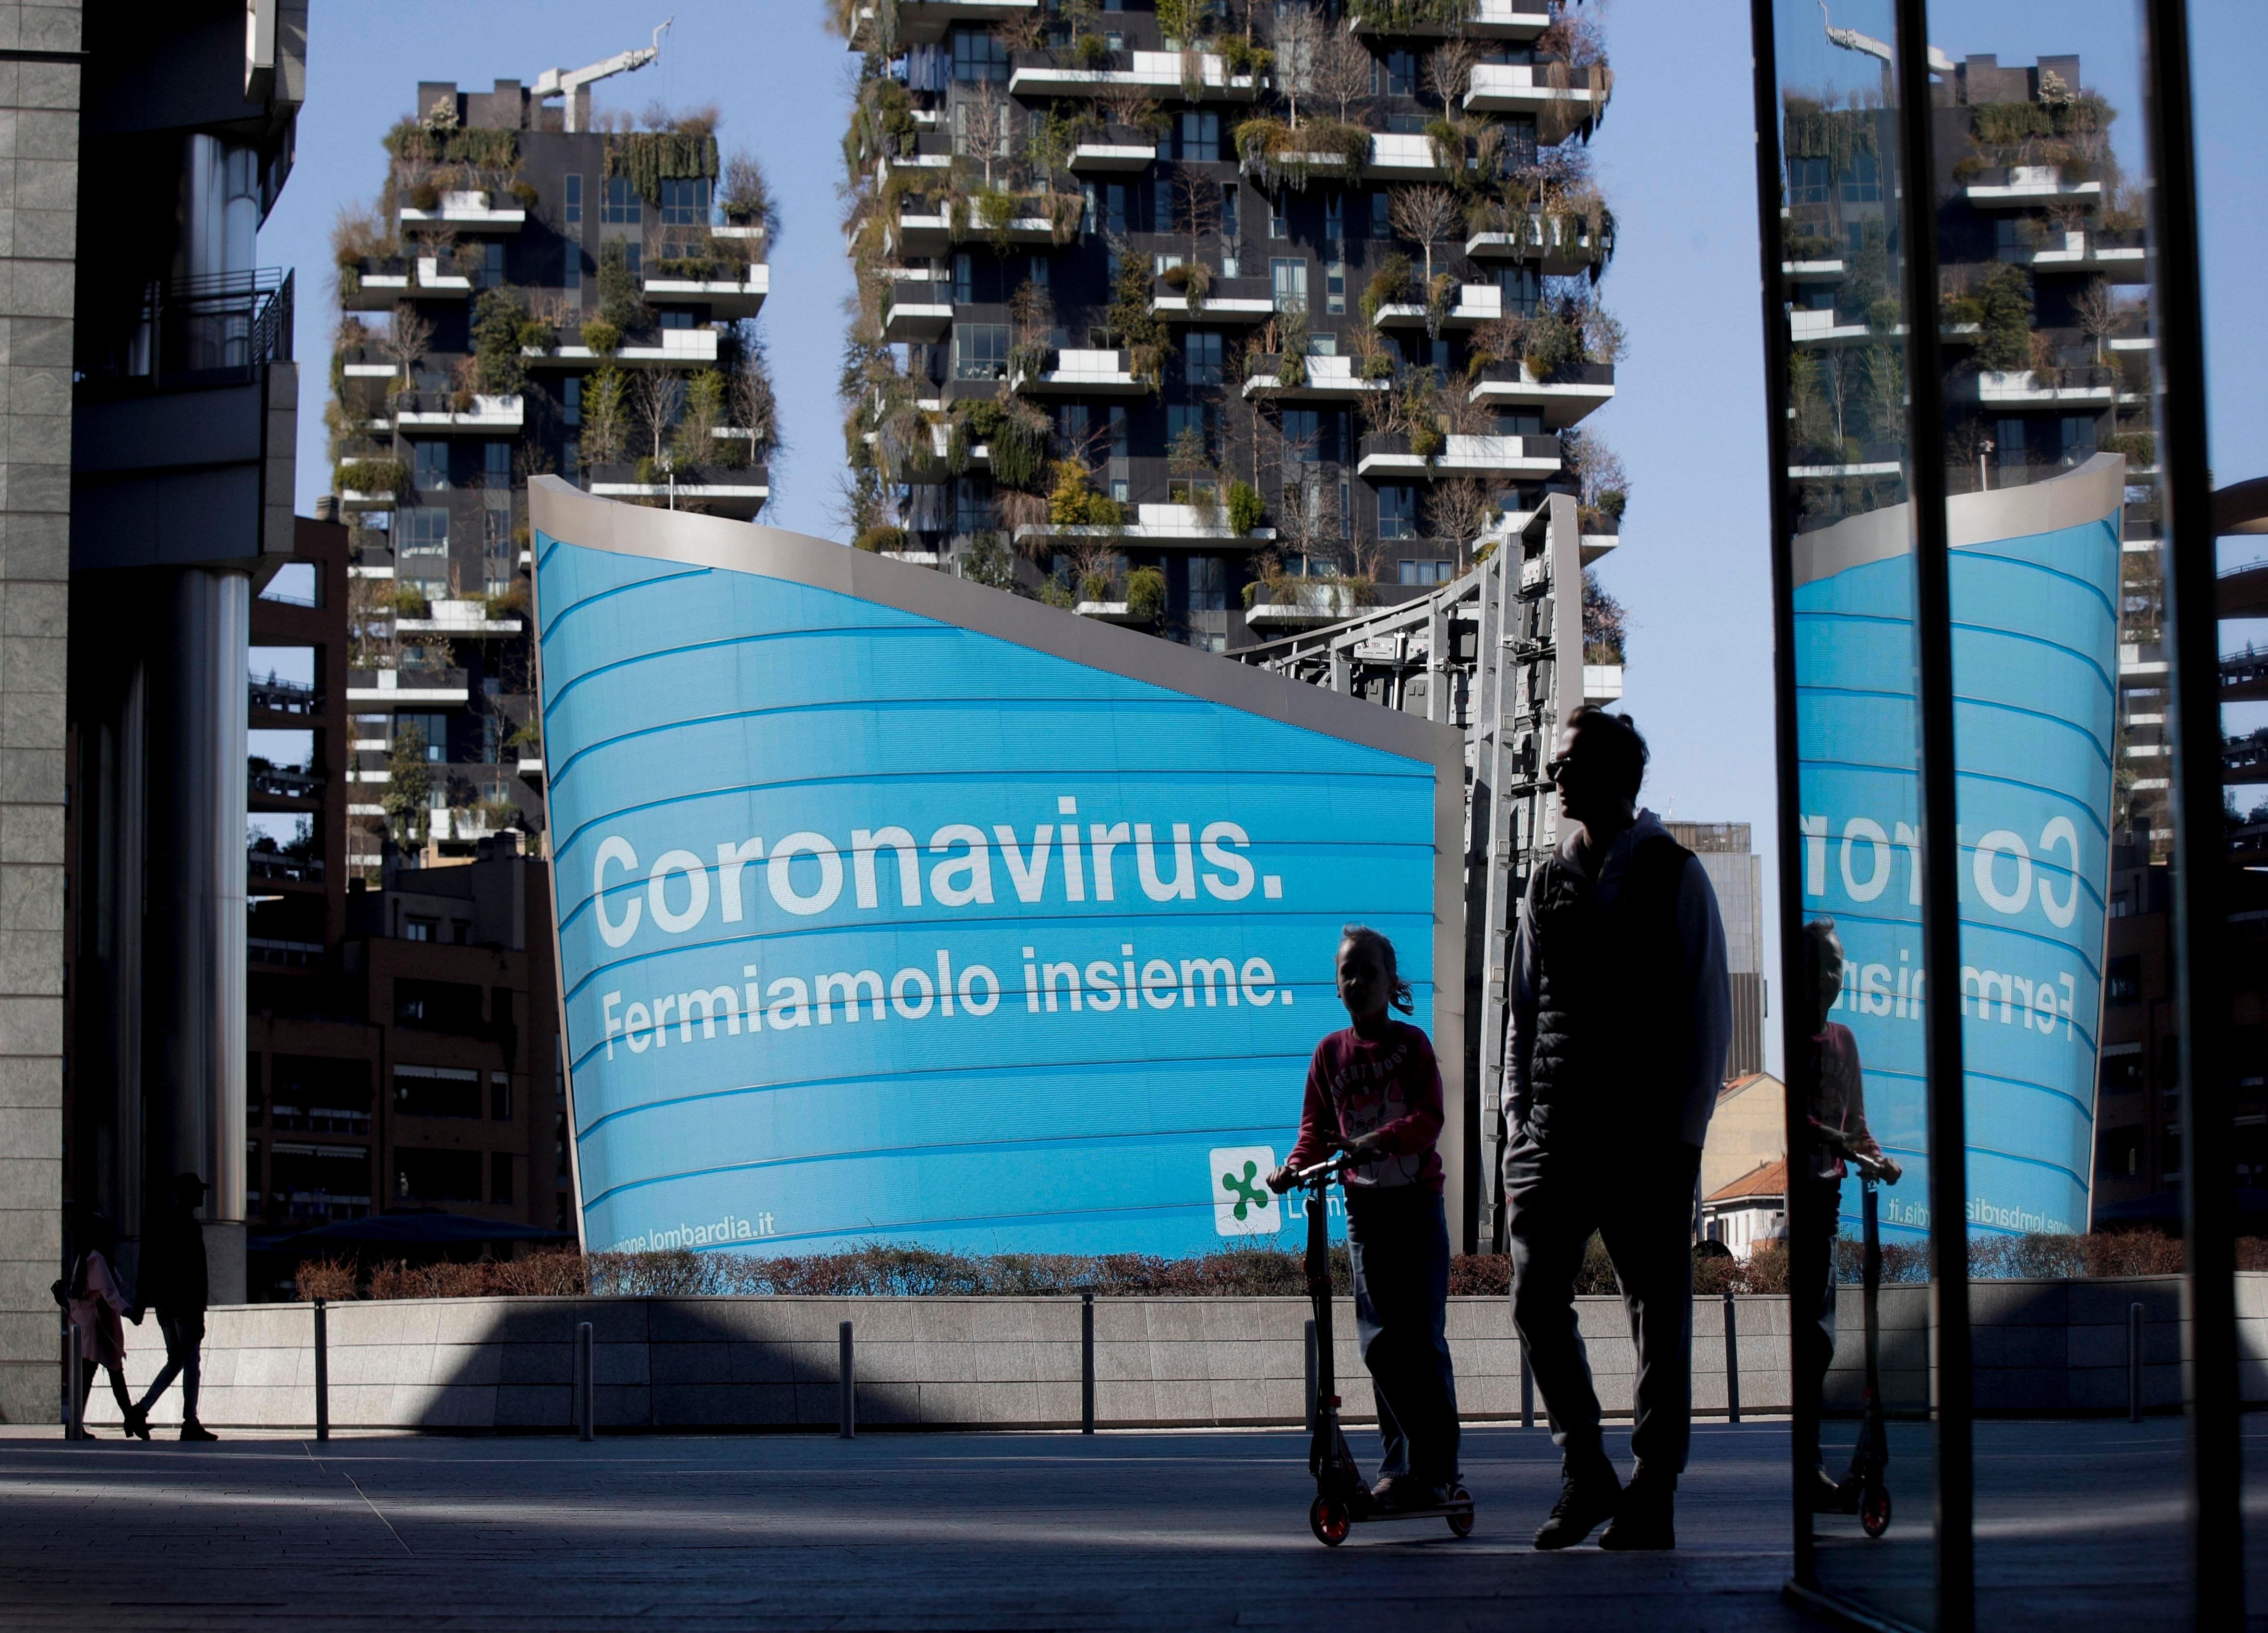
[
  {"xmin": 1267, "ymin": 927, "xmax": 1465, "ymax": 1535},
  {"xmin": 1797, "ymin": 919, "xmax": 1902, "ymax": 1532}
]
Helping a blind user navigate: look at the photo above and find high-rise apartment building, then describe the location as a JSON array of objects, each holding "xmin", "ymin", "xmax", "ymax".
[
  {"xmin": 1666, "ymin": 820, "xmax": 1765, "ymax": 1080},
  {"xmin": 833, "ymin": 0, "xmax": 1621, "ymax": 651},
  {"xmin": 0, "ymin": 0, "xmax": 308, "ymax": 1421},
  {"xmin": 326, "ymin": 61, "xmax": 775, "ymax": 869}
]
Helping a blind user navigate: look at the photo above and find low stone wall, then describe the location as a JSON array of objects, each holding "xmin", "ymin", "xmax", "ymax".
[{"xmin": 78, "ymin": 1274, "xmax": 2250, "ymax": 1434}]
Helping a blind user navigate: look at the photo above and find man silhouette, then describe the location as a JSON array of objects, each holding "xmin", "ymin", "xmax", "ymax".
[
  {"xmin": 130, "ymin": 1173, "xmax": 218, "ymax": 1441},
  {"xmin": 1502, "ymin": 707, "xmax": 1730, "ymax": 1549}
]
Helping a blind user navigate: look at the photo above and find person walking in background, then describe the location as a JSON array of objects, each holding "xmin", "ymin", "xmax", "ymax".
[
  {"xmin": 1267, "ymin": 926, "xmax": 1460, "ymax": 1510},
  {"xmin": 129, "ymin": 1173, "xmax": 217, "ymax": 1442},
  {"xmin": 1794, "ymin": 917, "xmax": 1901, "ymax": 1507},
  {"xmin": 56, "ymin": 1211, "xmax": 143, "ymax": 1438},
  {"xmin": 1502, "ymin": 707, "xmax": 1731, "ymax": 1551}
]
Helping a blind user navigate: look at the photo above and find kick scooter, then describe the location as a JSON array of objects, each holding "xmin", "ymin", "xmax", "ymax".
[
  {"xmin": 1830, "ymin": 1153, "xmax": 1893, "ymax": 1537},
  {"xmin": 1295, "ymin": 1155, "xmax": 1474, "ymax": 1547}
]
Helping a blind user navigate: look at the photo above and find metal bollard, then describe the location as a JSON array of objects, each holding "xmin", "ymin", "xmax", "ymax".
[
  {"xmin": 313, "ymin": 1298, "xmax": 330, "ymax": 1442},
  {"xmin": 64, "ymin": 1323, "xmax": 82, "ymax": 1442},
  {"xmin": 1723, "ymin": 1290, "xmax": 1742, "ymax": 1425},
  {"xmin": 1303, "ymin": 1318, "xmax": 1318, "ymax": 1433},
  {"xmin": 1080, "ymin": 1292, "xmax": 1095, "ymax": 1435},
  {"xmin": 2128, "ymin": 1302, "xmax": 2144, "ymax": 1424},
  {"xmin": 1520, "ymin": 1341, "xmax": 1535, "ymax": 1430},
  {"xmin": 838, "ymin": 1320, "xmax": 856, "ymax": 1439},
  {"xmin": 575, "ymin": 1321, "xmax": 594, "ymax": 1442}
]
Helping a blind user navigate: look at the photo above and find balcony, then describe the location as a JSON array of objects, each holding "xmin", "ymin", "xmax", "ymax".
[
  {"xmin": 1372, "ymin": 282, "xmax": 1501, "ymax": 329},
  {"xmin": 1363, "ymin": 130, "xmax": 1457, "ymax": 182},
  {"xmin": 1788, "ymin": 442, "xmax": 1904, "ymax": 481},
  {"xmin": 1962, "ymin": 165, "xmax": 2102, "ymax": 209},
  {"xmin": 78, "ymin": 268, "xmax": 293, "ymax": 399},
  {"xmin": 883, "ymin": 283, "xmax": 954, "ymax": 343},
  {"xmin": 1975, "ymin": 368, "xmax": 2118, "ymax": 408},
  {"xmin": 1583, "ymin": 663, "xmax": 1625, "ymax": 704},
  {"xmin": 1463, "ymin": 214, "xmax": 1613, "ymax": 276},
  {"xmin": 847, "ymin": 0, "xmax": 1037, "ymax": 48},
  {"xmin": 585, "ymin": 462, "xmax": 771, "ymax": 521},
  {"xmin": 1151, "ymin": 273, "xmax": 1278, "ymax": 322},
  {"xmin": 1779, "ymin": 257, "xmax": 1846, "ymax": 283},
  {"xmin": 347, "ymin": 666, "xmax": 470, "ymax": 708},
  {"xmin": 522, "ymin": 326, "xmax": 721, "ymax": 369},
  {"xmin": 1356, "ymin": 432, "xmax": 1561, "ymax": 480},
  {"xmin": 1241, "ymin": 352, "xmax": 1393, "ymax": 401},
  {"xmin": 389, "ymin": 393, "xmax": 525, "ymax": 434},
  {"xmin": 249, "ymin": 763, "xmax": 321, "ymax": 801},
  {"xmin": 1013, "ymin": 502, "xmax": 1274, "ymax": 551},
  {"xmin": 1010, "ymin": 348, "xmax": 1148, "ymax": 395},
  {"xmin": 893, "ymin": 203, "xmax": 1062, "ymax": 255},
  {"xmin": 1069, "ymin": 141, "xmax": 1159, "ymax": 173},
  {"xmin": 1009, "ymin": 49, "xmax": 1262, "ymax": 103},
  {"xmin": 250, "ymin": 675, "xmax": 322, "ymax": 716},
  {"xmin": 1075, "ymin": 601, "xmax": 1149, "ymax": 624},
  {"xmin": 1463, "ymin": 61, "xmax": 1612, "ymax": 121},
  {"xmin": 396, "ymin": 598, "xmax": 525, "ymax": 637},
  {"xmin": 247, "ymin": 846, "xmax": 324, "ymax": 885},
  {"xmin": 2015, "ymin": 228, "xmax": 2148, "ymax": 282},
  {"xmin": 1787, "ymin": 306, "xmax": 1877, "ymax": 346},
  {"xmin": 1246, "ymin": 580, "xmax": 1368, "ymax": 631},
  {"xmin": 1466, "ymin": 360, "xmax": 1615, "ymax": 428},
  {"xmin": 398, "ymin": 190, "xmax": 525, "ymax": 232},
  {"xmin": 1346, "ymin": 0, "xmax": 1549, "ymax": 38},
  {"xmin": 642, "ymin": 262, "xmax": 769, "ymax": 319},
  {"xmin": 339, "ymin": 256, "xmax": 473, "ymax": 311}
]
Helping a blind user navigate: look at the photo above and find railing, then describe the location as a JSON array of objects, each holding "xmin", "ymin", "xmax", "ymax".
[
  {"xmin": 250, "ymin": 676, "xmax": 322, "ymax": 716},
  {"xmin": 248, "ymin": 849, "xmax": 325, "ymax": 883},
  {"xmin": 87, "ymin": 268, "xmax": 293, "ymax": 395},
  {"xmin": 249, "ymin": 764, "xmax": 322, "ymax": 800}
]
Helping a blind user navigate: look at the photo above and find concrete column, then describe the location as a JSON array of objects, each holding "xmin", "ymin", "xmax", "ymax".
[{"xmin": 158, "ymin": 570, "xmax": 249, "ymax": 1300}]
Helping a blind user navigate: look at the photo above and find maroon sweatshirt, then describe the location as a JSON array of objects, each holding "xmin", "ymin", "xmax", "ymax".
[{"xmin": 1285, "ymin": 1020, "xmax": 1446, "ymax": 1193}]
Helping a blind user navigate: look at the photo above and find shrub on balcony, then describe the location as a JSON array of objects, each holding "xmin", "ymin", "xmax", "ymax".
[
  {"xmin": 2103, "ymin": 429, "xmax": 2157, "ymax": 465},
  {"xmin": 1227, "ymin": 480, "xmax": 1266, "ymax": 535},
  {"xmin": 1218, "ymin": 35, "xmax": 1273, "ymax": 77},
  {"xmin": 1973, "ymin": 262, "xmax": 2035, "ymax": 371},
  {"xmin": 1409, "ymin": 421, "xmax": 1445, "ymax": 460},
  {"xmin": 1361, "ymin": 254, "xmax": 1412, "ymax": 326},
  {"xmin": 334, "ymin": 458, "xmax": 408, "ymax": 497},
  {"xmin": 1784, "ymin": 231, "xmax": 1837, "ymax": 262},
  {"xmin": 470, "ymin": 288, "xmax": 529, "ymax": 394},
  {"xmin": 484, "ymin": 585, "xmax": 529, "ymax": 620},
  {"xmin": 1039, "ymin": 578, "xmax": 1077, "ymax": 609},
  {"xmin": 1358, "ymin": 348, "xmax": 1397, "ymax": 381},
  {"xmin": 1078, "ymin": 568, "xmax": 1117, "ymax": 602},
  {"xmin": 603, "ymin": 128, "xmax": 722, "ymax": 207},
  {"xmin": 855, "ymin": 524, "xmax": 908, "ymax": 553},
  {"xmin": 508, "ymin": 179, "xmax": 539, "ymax": 209},
  {"xmin": 1866, "ymin": 296, "xmax": 1902, "ymax": 334},
  {"xmin": 1049, "ymin": 460, "xmax": 1098, "ymax": 527},
  {"xmin": 1125, "ymin": 566, "xmax": 1167, "ymax": 624},
  {"xmin": 579, "ymin": 318, "xmax": 622, "ymax": 358},
  {"xmin": 1071, "ymin": 30, "xmax": 1111, "ymax": 69},
  {"xmin": 407, "ymin": 180, "xmax": 442, "ymax": 211},
  {"xmin": 1234, "ymin": 118, "xmax": 1367, "ymax": 193},
  {"xmin": 597, "ymin": 240, "xmax": 651, "ymax": 333},
  {"xmin": 390, "ymin": 583, "xmax": 431, "ymax": 618}
]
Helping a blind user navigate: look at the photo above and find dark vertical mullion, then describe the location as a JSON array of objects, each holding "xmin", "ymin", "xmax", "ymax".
[
  {"xmin": 1744, "ymin": 0, "xmax": 1817, "ymax": 1588},
  {"xmin": 2138, "ymin": 0, "xmax": 2244, "ymax": 1620},
  {"xmin": 1888, "ymin": 3, "xmax": 1974, "ymax": 1627}
]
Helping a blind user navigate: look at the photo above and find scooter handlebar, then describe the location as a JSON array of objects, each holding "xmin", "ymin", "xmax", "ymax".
[{"xmin": 1294, "ymin": 1157, "xmax": 1350, "ymax": 1185}]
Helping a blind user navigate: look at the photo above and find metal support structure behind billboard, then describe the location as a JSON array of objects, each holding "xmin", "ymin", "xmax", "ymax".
[
  {"xmin": 1236, "ymin": 497, "xmax": 1586, "ymax": 1252},
  {"xmin": 525, "ymin": 479, "xmax": 1467, "ymax": 1259}
]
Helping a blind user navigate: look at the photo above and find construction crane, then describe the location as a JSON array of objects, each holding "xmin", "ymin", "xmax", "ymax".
[{"xmin": 533, "ymin": 18, "xmax": 674, "ymax": 133}]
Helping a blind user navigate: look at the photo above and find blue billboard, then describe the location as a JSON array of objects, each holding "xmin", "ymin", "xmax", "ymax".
[
  {"xmin": 1794, "ymin": 456, "xmax": 2123, "ymax": 1239},
  {"xmin": 527, "ymin": 480, "xmax": 1466, "ymax": 1258}
]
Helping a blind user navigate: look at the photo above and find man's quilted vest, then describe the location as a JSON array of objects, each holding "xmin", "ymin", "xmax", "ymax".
[{"xmin": 1522, "ymin": 832, "xmax": 1695, "ymax": 1147}]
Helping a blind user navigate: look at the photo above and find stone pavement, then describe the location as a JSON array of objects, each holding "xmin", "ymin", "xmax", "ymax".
[{"xmin": 0, "ymin": 1421, "xmax": 1813, "ymax": 1631}]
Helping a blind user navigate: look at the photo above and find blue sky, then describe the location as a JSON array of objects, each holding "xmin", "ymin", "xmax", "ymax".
[{"xmin": 259, "ymin": 1, "xmax": 2268, "ymax": 1072}]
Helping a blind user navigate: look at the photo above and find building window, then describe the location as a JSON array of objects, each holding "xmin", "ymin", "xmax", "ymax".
[
  {"xmin": 1271, "ymin": 256, "xmax": 1307, "ymax": 312},
  {"xmin": 1269, "ymin": 192, "xmax": 1288, "ymax": 238},
  {"xmin": 1179, "ymin": 111, "xmax": 1219, "ymax": 162},
  {"xmin": 1109, "ymin": 405, "xmax": 1128, "ymax": 458},
  {"xmin": 404, "ymin": 916, "xmax": 435, "ymax": 942},
  {"xmin": 1057, "ymin": 403, "xmax": 1090, "ymax": 455},
  {"xmin": 564, "ymin": 174, "xmax": 583, "ymax": 226},
  {"xmin": 1841, "ymin": 151, "xmax": 1882, "ymax": 203},
  {"xmin": 1282, "ymin": 408, "xmax": 1321, "ymax": 462},
  {"xmin": 563, "ymin": 248, "xmax": 582, "ymax": 295},
  {"xmin": 1184, "ymin": 330, "xmax": 1222, "ymax": 386},
  {"xmin": 601, "ymin": 175, "xmax": 640, "ymax": 224},
  {"xmin": 396, "ymin": 712, "xmax": 448, "ymax": 762},
  {"xmin": 564, "ymin": 377, "xmax": 582, "ymax": 426},
  {"xmin": 1380, "ymin": 49, "xmax": 1416, "ymax": 96},
  {"xmin": 491, "ymin": 1152, "xmax": 514, "ymax": 1203},
  {"xmin": 658, "ymin": 176, "xmax": 711, "ymax": 257},
  {"xmin": 1379, "ymin": 484, "xmax": 1416, "ymax": 540},
  {"xmin": 1399, "ymin": 559, "xmax": 1453, "ymax": 585},
  {"xmin": 562, "ymin": 439, "xmax": 580, "ymax": 479},
  {"xmin": 410, "ymin": 442, "xmax": 450, "ymax": 492},
  {"xmin": 954, "ymin": 323, "xmax": 1010, "ymax": 380},
  {"xmin": 1220, "ymin": 183, "xmax": 1240, "ymax": 275},
  {"xmin": 1325, "ymin": 257, "xmax": 1346, "ymax": 315},
  {"xmin": 1189, "ymin": 555, "xmax": 1226, "ymax": 612},
  {"xmin": 2107, "ymin": 956, "xmax": 2141, "ymax": 1007},
  {"xmin": 398, "ymin": 504, "xmax": 448, "ymax": 555},
  {"xmin": 1789, "ymin": 156, "xmax": 1832, "ymax": 207},
  {"xmin": 953, "ymin": 252, "xmax": 974, "ymax": 305},
  {"xmin": 1371, "ymin": 190, "xmax": 1390, "ymax": 237},
  {"xmin": 491, "ymin": 1071, "xmax": 512, "ymax": 1121},
  {"xmin": 1496, "ymin": 264, "xmax": 1541, "ymax": 317},
  {"xmin": 1028, "ymin": 253, "xmax": 1050, "ymax": 289},
  {"xmin": 950, "ymin": 24, "xmax": 1009, "ymax": 80},
  {"xmin": 1106, "ymin": 183, "xmax": 1129, "ymax": 235},
  {"xmin": 483, "ymin": 441, "xmax": 511, "ymax": 486},
  {"xmin": 953, "ymin": 476, "xmax": 995, "ymax": 534},
  {"xmin": 472, "ymin": 241, "xmax": 503, "ymax": 289}
]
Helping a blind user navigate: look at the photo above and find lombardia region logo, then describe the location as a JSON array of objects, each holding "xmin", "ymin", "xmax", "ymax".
[{"xmin": 1210, "ymin": 1146, "xmax": 1281, "ymax": 1237}]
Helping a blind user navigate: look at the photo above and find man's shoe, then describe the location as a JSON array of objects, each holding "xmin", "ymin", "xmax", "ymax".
[
  {"xmin": 1533, "ymin": 1459, "xmax": 1620, "ymax": 1549},
  {"xmin": 1372, "ymin": 1475, "xmax": 1454, "ymax": 1511},
  {"xmin": 124, "ymin": 1406, "xmax": 151, "ymax": 1442},
  {"xmin": 179, "ymin": 1422, "xmax": 218, "ymax": 1443},
  {"xmin": 1807, "ymin": 1467, "xmax": 1849, "ymax": 1513},
  {"xmin": 1599, "ymin": 1468, "xmax": 1675, "ymax": 1550}
]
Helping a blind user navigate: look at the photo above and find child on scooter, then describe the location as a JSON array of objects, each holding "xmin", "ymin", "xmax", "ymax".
[{"xmin": 1268, "ymin": 925, "xmax": 1460, "ymax": 1510}]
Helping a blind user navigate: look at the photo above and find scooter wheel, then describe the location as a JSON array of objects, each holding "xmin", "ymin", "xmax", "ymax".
[
  {"xmin": 1861, "ymin": 1484, "xmax": 1892, "ymax": 1538},
  {"xmin": 1310, "ymin": 1494, "xmax": 1351, "ymax": 1548},
  {"xmin": 1446, "ymin": 1488, "xmax": 1475, "ymax": 1538}
]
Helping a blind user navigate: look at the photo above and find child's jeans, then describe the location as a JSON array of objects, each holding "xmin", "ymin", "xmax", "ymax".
[{"xmin": 1346, "ymin": 1185, "xmax": 1460, "ymax": 1483}]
